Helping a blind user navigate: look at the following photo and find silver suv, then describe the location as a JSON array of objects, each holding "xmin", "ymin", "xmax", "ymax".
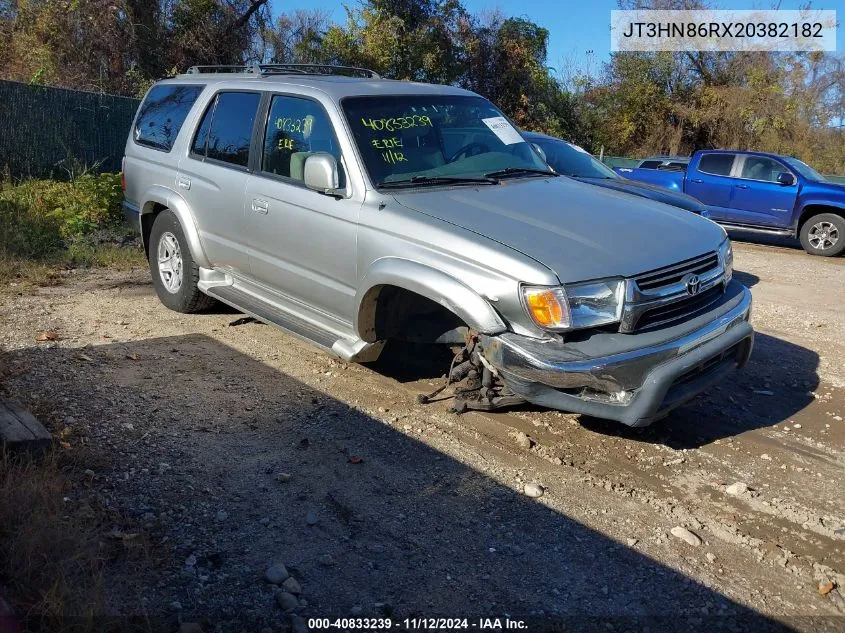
[{"xmin": 123, "ymin": 64, "xmax": 753, "ymax": 427}]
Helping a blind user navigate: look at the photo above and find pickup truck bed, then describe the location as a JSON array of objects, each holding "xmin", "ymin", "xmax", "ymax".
[{"xmin": 614, "ymin": 166, "xmax": 685, "ymax": 192}]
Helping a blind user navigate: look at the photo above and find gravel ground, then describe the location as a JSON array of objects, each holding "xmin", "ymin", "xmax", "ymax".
[{"xmin": 1, "ymin": 239, "xmax": 844, "ymax": 632}]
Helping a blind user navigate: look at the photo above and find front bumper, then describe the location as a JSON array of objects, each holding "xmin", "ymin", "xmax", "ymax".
[{"xmin": 484, "ymin": 282, "xmax": 754, "ymax": 427}]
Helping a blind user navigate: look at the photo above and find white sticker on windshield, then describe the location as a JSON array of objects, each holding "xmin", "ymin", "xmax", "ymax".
[{"xmin": 482, "ymin": 117, "xmax": 524, "ymax": 145}]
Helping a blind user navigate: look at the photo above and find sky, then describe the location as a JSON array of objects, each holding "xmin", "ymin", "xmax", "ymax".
[{"xmin": 277, "ymin": 0, "xmax": 845, "ymax": 75}]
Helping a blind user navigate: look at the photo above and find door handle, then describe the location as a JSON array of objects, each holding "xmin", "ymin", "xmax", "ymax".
[
  {"xmin": 251, "ymin": 199, "xmax": 269, "ymax": 215},
  {"xmin": 734, "ymin": 184, "xmax": 750, "ymax": 189},
  {"xmin": 176, "ymin": 176, "xmax": 191, "ymax": 190},
  {"xmin": 691, "ymin": 178, "xmax": 703, "ymax": 183}
]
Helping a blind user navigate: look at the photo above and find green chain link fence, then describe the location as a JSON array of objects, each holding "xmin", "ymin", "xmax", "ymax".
[{"xmin": 0, "ymin": 80, "xmax": 140, "ymax": 181}]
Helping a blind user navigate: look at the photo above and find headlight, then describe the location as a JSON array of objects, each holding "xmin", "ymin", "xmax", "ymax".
[
  {"xmin": 523, "ymin": 279, "xmax": 625, "ymax": 331},
  {"xmin": 719, "ymin": 239, "xmax": 733, "ymax": 284}
]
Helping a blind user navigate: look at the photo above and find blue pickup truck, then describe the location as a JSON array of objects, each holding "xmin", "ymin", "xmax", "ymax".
[{"xmin": 616, "ymin": 150, "xmax": 845, "ymax": 256}]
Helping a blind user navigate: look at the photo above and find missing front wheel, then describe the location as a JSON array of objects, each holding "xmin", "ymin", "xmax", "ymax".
[{"xmin": 417, "ymin": 332, "xmax": 525, "ymax": 413}]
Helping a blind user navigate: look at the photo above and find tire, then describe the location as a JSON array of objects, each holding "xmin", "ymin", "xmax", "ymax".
[
  {"xmin": 799, "ymin": 213, "xmax": 845, "ymax": 257},
  {"xmin": 148, "ymin": 210, "xmax": 216, "ymax": 313}
]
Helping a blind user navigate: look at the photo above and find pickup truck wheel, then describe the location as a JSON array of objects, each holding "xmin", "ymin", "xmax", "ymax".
[
  {"xmin": 800, "ymin": 213, "xmax": 845, "ymax": 257},
  {"xmin": 149, "ymin": 210, "xmax": 216, "ymax": 313}
]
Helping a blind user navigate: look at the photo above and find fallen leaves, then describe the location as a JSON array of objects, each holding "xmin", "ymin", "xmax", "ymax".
[
  {"xmin": 348, "ymin": 455, "xmax": 364, "ymax": 464},
  {"xmin": 35, "ymin": 331, "xmax": 58, "ymax": 342},
  {"xmin": 819, "ymin": 581, "xmax": 835, "ymax": 596}
]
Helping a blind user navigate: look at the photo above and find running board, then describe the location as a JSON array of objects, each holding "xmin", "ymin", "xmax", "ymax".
[
  {"xmin": 719, "ymin": 223, "xmax": 793, "ymax": 237},
  {"xmin": 204, "ymin": 283, "xmax": 384, "ymax": 363},
  {"xmin": 205, "ymin": 284, "xmax": 338, "ymax": 351}
]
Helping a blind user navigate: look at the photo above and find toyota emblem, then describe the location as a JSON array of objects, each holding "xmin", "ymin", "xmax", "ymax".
[{"xmin": 683, "ymin": 273, "xmax": 701, "ymax": 296}]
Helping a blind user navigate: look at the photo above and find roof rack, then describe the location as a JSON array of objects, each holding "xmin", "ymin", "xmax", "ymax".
[{"xmin": 184, "ymin": 63, "xmax": 381, "ymax": 79}]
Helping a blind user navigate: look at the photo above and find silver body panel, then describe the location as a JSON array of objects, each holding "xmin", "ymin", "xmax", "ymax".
[{"xmin": 123, "ymin": 72, "xmax": 753, "ymax": 426}]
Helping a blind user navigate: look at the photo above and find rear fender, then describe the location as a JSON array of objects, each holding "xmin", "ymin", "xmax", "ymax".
[{"xmin": 140, "ymin": 185, "xmax": 210, "ymax": 268}]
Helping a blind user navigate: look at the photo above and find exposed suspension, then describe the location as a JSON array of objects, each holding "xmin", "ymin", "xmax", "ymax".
[{"xmin": 417, "ymin": 331, "xmax": 525, "ymax": 413}]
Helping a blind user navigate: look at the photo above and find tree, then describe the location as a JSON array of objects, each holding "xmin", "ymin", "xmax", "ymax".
[
  {"xmin": 0, "ymin": 0, "xmax": 271, "ymax": 95},
  {"xmin": 262, "ymin": 9, "xmax": 330, "ymax": 64}
]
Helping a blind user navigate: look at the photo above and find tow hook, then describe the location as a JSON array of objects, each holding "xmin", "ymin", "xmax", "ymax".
[{"xmin": 417, "ymin": 331, "xmax": 525, "ymax": 414}]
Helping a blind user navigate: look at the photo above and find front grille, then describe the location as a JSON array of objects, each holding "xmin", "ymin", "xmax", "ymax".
[
  {"xmin": 634, "ymin": 251, "xmax": 719, "ymax": 291},
  {"xmin": 621, "ymin": 249, "xmax": 725, "ymax": 332},
  {"xmin": 635, "ymin": 285, "xmax": 723, "ymax": 331}
]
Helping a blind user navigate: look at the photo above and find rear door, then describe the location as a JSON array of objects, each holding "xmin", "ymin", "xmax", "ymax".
[
  {"xmin": 721, "ymin": 155, "xmax": 799, "ymax": 227},
  {"xmin": 176, "ymin": 90, "xmax": 262, "ymax": 274},
  {"xmin": 685, "ymin": 153, "xmax": 738, "ymax": 219}
]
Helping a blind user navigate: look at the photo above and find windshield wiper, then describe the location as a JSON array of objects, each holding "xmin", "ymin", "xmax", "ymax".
[
  {"xmin": 377, "ymin": 175, "xmax": 499, "ymax": 188},
  {"xmin": 484, "ymin": 167, "xmax": 558, "ymax": 179}
]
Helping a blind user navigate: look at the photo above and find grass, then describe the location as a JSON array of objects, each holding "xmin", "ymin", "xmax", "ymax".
[
  {"xmin": 0, "ymin": 425, "xmax": 162, "ymax": 631},
  {"xmin": 0, "ymin": 173, "xmax": 146, "ymax": 290},
  {"xmin": 0, "ymin": 450, "xmax": 105, "ymax": 627}
]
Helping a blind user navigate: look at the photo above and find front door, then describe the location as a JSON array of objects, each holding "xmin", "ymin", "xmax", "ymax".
[
  {"xmin": 722, "ymin": 155, "xmax": 799, "ymax": 227},
  {"xmin": 244, "ymin": 93, "xmax": 361, "ymax": 323}
]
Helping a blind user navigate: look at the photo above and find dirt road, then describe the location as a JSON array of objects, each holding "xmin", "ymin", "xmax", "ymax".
[{"xmin": 1, "ymin": 240, "xmax": 843, "ymax": 632}]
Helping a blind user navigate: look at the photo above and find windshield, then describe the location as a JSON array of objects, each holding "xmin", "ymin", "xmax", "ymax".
[
  {"xmin": 782, "ymin": 156, "xmax": 827, "ymax": 182},
  {"xmin": 532, "ymin": 137, "xmax": 619, "ymax": 179},
  {"xmin": 342, "ymin": 95, "xmax": 550, "ymax": 186}
]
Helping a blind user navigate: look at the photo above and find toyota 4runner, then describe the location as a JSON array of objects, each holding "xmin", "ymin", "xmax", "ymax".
[{"xmin": 122, "ymin": 63, "xmax": 754, "ymax": 427}]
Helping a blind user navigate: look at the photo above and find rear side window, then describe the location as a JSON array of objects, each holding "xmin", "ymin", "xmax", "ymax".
[
  {"xmin": 191, "ymin": 101, "xmax": 215, "ymax": 156},
  {"xmin": 199, "ymin": 92, "xmax": 262, "ymax": 168},
  {"xmin": 698, "ymin": 153, "xmax": 736, "ymax": 176},
  {"xmin": 134, "ymin": 84, "xmax": 203, "ymax": 151},
  {"xmin": 639, "ymin": 160, "xmax": 661, "ymax": 169}
]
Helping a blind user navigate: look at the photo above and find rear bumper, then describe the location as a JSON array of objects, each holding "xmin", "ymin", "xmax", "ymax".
[
  {"xmin": 122, "ymin": 200, "xmax": 141, "ymax": 233},
  {"xmin": 484, "ymin": 284, "xmax": 754, "ymax": 427}
]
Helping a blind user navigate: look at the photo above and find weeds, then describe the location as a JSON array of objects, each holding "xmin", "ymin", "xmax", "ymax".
[
  {"xmin": 0, "ymin": 173, "xmax": 124, "ymax": 258},
  {"xmin": 0, "ymin": 173, "xmax": 145, "ymax": 288},
  {"xmin": 0, "ymin": 450, "xmax": 105, "ymax": 626}
]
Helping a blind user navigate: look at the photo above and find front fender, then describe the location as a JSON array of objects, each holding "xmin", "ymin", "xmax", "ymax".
[
  {"xmin": 140, "ymin": 185, "xmax": 211, "ymax": 268},
  {"xmin": 355, "ymin": 258, "xmax": 508, "ymax": 342}
]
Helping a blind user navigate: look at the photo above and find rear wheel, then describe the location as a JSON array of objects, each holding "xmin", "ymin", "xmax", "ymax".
[
  {"xmin": 148, "ymin": 210, "xmax": 216, "ymax": 313},
  {"xmin": 799, "ymin": 213, "xmax": 845, "ymax": 257}
]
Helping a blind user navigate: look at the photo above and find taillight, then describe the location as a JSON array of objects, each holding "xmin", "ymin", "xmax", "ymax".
[{"xmin": 120, "ymin": 157, "xmax": 126, "ymax": 191}]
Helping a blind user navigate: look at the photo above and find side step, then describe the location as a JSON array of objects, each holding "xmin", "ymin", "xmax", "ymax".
[
  {"xmin": 719, "ymin": 222, "xmax": 793, "ymax": 237},
  {"xmin": 205, "ymin": 284, "xmax": 337, "ymax": 351}
]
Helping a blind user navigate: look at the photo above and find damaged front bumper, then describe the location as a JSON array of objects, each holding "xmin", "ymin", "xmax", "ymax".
[{"xmin": 483, "ymin": 281, "xmax": 754, "ymax": 427}]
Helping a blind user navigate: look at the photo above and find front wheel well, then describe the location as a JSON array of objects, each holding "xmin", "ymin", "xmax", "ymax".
[
  {"xmin": 360, "ymin": 285, "xmax": 468, "ymax": 345},
  {"xmin": 797, "ymin": 205, "xmax": 845, "ymax": 233}
]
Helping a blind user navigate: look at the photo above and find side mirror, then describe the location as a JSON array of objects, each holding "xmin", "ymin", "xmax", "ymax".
[
  {"xmin": 777, "ymin": 172, "xmax": 795, "ymax": 186},
  {"xmin": 531, "ymin": 143, "xmax": 547, "ymax": 162},
  {"xmin": 304, "ymin": 154, "xmax": 343, "ymax": 195}
]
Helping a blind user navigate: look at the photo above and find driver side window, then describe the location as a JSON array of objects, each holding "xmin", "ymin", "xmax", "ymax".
[
  {"xmin": 261, "ymin": 95, "xmax": 345, "ymax": 187},
  {"xmin": 740, "ymin": 157, "xmax": 789, "ymax": 183}
]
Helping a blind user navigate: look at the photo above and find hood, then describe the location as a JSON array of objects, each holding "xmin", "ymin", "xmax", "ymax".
[
  {"xmin": 577, "ymin": 176, "xmax": 705, "ymax": 213},
  {"xmin": 391, "ymin": 177, "xmax": 727, "ymax": 284}
]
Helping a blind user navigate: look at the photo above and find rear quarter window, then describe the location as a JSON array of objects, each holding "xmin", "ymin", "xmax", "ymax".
[{"xmin": 134, "ymin": 84, "xmax": 204, "ymax": 152}]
